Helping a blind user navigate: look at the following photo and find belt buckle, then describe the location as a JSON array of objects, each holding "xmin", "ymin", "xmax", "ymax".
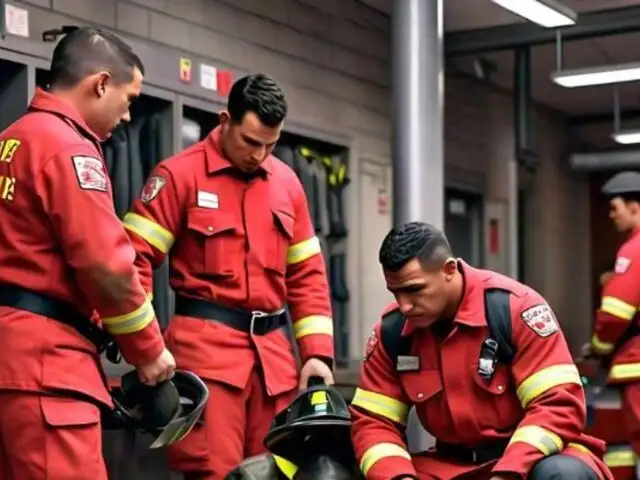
[{"xmin": 250, "ymin": 311, "xmax": 268, "ymax": 336}]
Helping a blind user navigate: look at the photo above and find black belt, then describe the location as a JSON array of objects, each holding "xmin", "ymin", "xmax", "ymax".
[
  {"xmin": 174, "ymin": 295, "xmax": 287, "ymax": 335},
  {"xmin": 436, "ymin": 439, "xmax": 509, "ymax": 464},
  {"xmin": 0, "ymin": 284, "xmax": 111, "ymax": 353}
]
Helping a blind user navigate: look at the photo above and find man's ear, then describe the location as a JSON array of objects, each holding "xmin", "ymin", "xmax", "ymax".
[
  {"xmin": 92, "ymin": 71, "xmax": 111, "ymax": 98},
  {"xmin": 442, "ymin": 257, "xmax": 457, "ymax": 278},
  {"xmin": 218, "ymin": 109, "xmax": 230, "ymax": 125}
]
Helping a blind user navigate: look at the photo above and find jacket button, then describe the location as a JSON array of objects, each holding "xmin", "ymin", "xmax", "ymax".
[
  {"xmin": 207, "ymin": 226, "xmax": 214, "ymax": 232},
  {"xmin": 417, "ymin": 393, "xmax": 424, "ymax": 399},
  {"xmin": 497, "ymin": 385, "xmax": 504, "ymax": 391}
]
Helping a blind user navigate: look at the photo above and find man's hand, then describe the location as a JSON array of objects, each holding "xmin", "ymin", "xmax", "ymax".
[
  {"xmin": 298, "ymin": 357, "xmax": 334, "ymax": 390},
  {"xmin": 137, "ymin": 347, "xmax": 176, "ymax": 385}
]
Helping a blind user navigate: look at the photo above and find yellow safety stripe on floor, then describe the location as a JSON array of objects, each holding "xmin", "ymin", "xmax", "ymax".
[
  {"xmin": 601, "ymin": 296, "xmax": 636, "ymax": 321},
  {"xmin": 516, "ymin": 364, "xmax": 582, "ymax": 408},
  {"xmin": 293, "ymin": 315, "xmax": 333, "ymax": 338},
  {"xmin": 273, "ymin": 455, "xmax": 298, "ymax": 479},
  {"xmin": 123, "ymin": 213, "xmax": 175, "ymax": 254},
  {"xmin": 609, "ymin": 362, "xmax": 640, "ymax": 381},
  {"xmin": 591, "ymin": 334, "xmax": 614, "ymax": 354},
  {"xmin": 360, "ymin": 442, "xmax": 411, "ymax": 476},
  {"xmin": 508, "ymin": 425, "xmax": 563, "ymax": 456},
  {"xmin": 287, "ymin": 236, "xmax": 321, "ymax": 265},
  {"xmin": 102, "ymin": 298, "xmax": 155, "ymax": 335},
  {"xmin": 351, "ymin": 388, "xmax": 410, "ymax": 425},
  {"xmin": 604, "ymin": 445, "xmax": 636, "ymax": 468}
]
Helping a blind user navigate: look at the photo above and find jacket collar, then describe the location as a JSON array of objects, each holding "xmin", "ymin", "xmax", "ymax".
[
  {"xmin": 205, "ymin": 126, "xmax": 273, "ymax": 175},
  {"xmin": 28, "ymin": 88, "xmax": 101, "ymax": 144},
  {"xmin": 452, "ymin": 260, "xmax": 494, "ymax": 328}
]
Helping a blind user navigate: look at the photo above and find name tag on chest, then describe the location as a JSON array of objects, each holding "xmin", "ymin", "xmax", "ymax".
[
  {"xmin": 396, "ymin": 355, "xmax": 420, "ymax": 372},
  {"xmin": 197, "ymin": 191, "xmax": 219, "ymax": 209}
]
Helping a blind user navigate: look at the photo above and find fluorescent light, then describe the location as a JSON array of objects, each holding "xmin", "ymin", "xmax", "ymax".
[
  {"xmin": 612, "ymin": 130, "xmax": 640, "ymax": 145},
  {"xmin": 551, "ymin": 63, "xmax": 640, "ymax": 88},
  {"xmin": 491, "ymin": 0, "xmax": 577, "ymax": 28}
]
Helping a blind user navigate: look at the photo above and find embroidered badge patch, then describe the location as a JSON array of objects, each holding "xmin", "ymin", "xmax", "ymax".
[
  {"xmin": 615, "ymin": 257, "xmax": 631, "ymax": 274},
  {"xmin": 72, "ymin": 156, "xmax": 107, "ymax": 192},
  {"xmin": 521, "ymin": 304, "xmax": 559, "ymax": 337},
  {"xmin": 141, "ymin": 176, "xmax": 166, "ymax": 203},
  {"xmin": 364, "ymin": 329, "xmax": 379, "ymax": 361}
]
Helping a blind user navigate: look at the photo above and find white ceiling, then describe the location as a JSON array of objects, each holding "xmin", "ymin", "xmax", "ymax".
[{"xmin": 360, "ymin": 0, "xmax": 640, "ymax": 123}]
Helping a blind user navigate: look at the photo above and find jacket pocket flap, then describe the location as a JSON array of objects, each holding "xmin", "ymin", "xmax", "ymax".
[
  {"xmin": 41, "ymin": 396, "xmax": 100, "ymax": 427},
  {"xmin": 187, "ymin": 207, "xmax": 236, "ymax": 237}
]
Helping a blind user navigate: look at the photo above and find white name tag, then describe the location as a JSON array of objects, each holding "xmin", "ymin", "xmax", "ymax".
[
  {"xmin": 197, "ymin": 191, "xmax": 219, "ymax": 209},
  {"xmin": 396, "ymin": 355, "xmax": 420, "ymax": 372}
]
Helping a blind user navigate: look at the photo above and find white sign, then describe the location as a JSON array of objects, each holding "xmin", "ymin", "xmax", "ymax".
[
  {"xmin": 199, "ymin": 64, "xmax": 218, "ymax": 91},
  {"xmin": 5, "ymin": 4, "xmax": 29, "ymax": 38}
]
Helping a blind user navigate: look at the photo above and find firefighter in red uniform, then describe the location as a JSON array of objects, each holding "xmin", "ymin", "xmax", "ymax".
[
  {"xmin": 590, "ymin": 171, "xmax": 640, "ymax": 473},
  {"xmin": 0, "ymin": 28, "xmax": 175, "ymax": 479},
  {"xmin": 123, "ymin": 73, "xmax": 335, "ymax": 479},
  {"xmin": 351, "ymin": 222, "xmax": 613, "ymax": 480}
]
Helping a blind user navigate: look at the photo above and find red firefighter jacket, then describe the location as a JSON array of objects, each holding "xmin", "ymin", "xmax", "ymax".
[
  {"xmin": 123, "ymin": 126, "xmax": 333, "ymax": 396},
  {"xmin": 351, "ymin": 262, "xmax": 610, "ymax": 480},
  {"xmin": 0, "ymin": 89, "xmax": 165, "ymax": 407},
  {"xmin": 592, "ymin": 229, "xmax": 640, "ymax": 383}
]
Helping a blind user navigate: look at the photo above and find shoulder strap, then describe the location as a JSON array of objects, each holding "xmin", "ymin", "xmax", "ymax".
[
  {"xmin": 380, "ymin": 309, "xmax": 410, "ymax": 365},
  {"xmin": 484, "ymin": 288, "xmax": 515, "ymax": 364}
]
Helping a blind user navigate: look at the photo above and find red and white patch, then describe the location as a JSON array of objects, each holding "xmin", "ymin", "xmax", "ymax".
[
  {"xmin": 364, "ymin": 330, "xmax": 378, "ymax": 361},
  {"xmin": 72, "ymin": 156, "xmax": 107, "ymax": 192},
  {"xmin": 521, "ymin": 304, "xmax": 559, "ymax": 337},
  {"xmin": 141, "ymin": 176, "xmax": 166, "ymax": 203},
  {"xmin": 615, "ymin": 257, "xmax": 631, "ymax": 274}
]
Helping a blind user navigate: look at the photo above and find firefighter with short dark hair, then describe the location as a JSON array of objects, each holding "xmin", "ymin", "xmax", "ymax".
[
  {"xmin": 351, "ymin": 222, "xmax": 613, "ymax": 480},
  {"xmin": 0, "ymin": 27, "xmax": 174, "ymax": 479},
  {"xmin": 124, "ymin": 73, "xmax": 335, "ymax": 478}
]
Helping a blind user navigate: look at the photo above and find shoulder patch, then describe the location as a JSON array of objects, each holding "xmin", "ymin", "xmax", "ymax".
[
  {"xmin": 72, "ymin": 156, "xmax": 107, "ymax": 192},
  {"xmin": 520, "ymin": 303, "xmax": 559, "ymax": 337},
  {"xmin": 141, "ymin": 176, "xmax": 166, "ymax": 203},
  {"xmin": 364, "ymin": 329, "xmax": 378, "ymax": 361},
  {"xmin": 615, "ymin": 257, "xmax": 631, "ymax": 274}
]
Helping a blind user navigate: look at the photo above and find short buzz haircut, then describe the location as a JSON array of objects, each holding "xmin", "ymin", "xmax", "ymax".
[
  {"xmin": 227, "ymin": 73, "xmax": 288, "ymax": 128},
  {"xmin": 379, "ymin": 222, "xmax": 453, "ymax": 272},
  {"xmin": 49, "ymin": 27, "xmax": 144, "ymax": 89}
]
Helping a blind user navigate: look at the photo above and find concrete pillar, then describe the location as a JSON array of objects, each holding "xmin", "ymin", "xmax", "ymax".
[
  {"xmin": 391, "ymin": 0, "xmax": 444, "ymax": 452},
  {"xmin": 391, "ymin": 0, "xmax": 444, "ymax": 228}
]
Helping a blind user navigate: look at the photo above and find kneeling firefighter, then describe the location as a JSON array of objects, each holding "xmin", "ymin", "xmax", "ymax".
[
  {"xmin": 103, "ymin": 369, "xmax": 209, "ymax": 448},
  {"xmin": 226, "ymin": 380, "xmax": 361, "ymax": 480}
]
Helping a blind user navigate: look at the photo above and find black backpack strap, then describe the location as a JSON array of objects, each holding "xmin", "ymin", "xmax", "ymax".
[
  {"xmin": 380, "ymin": 309, "xmax": 411, "ymax": 368},
  {"xmin": 484, "ymin": 288, "xmax": 515, "ymax": 364}
]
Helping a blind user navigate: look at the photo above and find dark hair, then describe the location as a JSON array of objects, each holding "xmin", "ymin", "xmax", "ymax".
[
  {"xmin": 49, "ymin": 27, "xmax": 144, "ymax": 89},
  {"xmin": 379, "ymin": 222, "xmax": 452, "ymax": 272},
  {"xmin": 227, "ymin": 73, "xmax": 287, "ymax": 128},
  {"xmin": 618, "ymin": 193, "xmax": 640, "ymax": 205}
]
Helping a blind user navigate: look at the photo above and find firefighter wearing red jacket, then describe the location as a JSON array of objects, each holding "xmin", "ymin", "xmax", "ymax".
[
  {"xmin": 123, "ymin": 73, "xmax": 335, "ymax": 478},
  {"xmin": 351, "ymin": 222, "xmax": 613, "ymax": 480},
  {"xmin": 591, "ymin": 171, "xmax": 640, "ymax": 462},
  {"xmin": 0, "ymin": 28, "xmax": 174, "ymax": 479}
]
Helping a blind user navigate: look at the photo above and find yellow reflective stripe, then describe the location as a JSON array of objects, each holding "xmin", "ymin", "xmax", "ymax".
[
  {"xmin": 360, "ymin": 442, "xmax": 411, "ymax": 476},
  {"xmin": 273, "ymin": 455, "xmax": 298, "ymax": 479},
  {"xmin": 516, "ymin": 364, "xmax": 582, "ymax": 408},
  {"xmin": 287, "ymin": 236, "xmax": 321, "ymax": 265},
  {"xmin": 351, "ymin": 388, "xmax": 409, "ymax": 425},
  {"xmin": 601, "ymin": 296, "xmax": 636, "ymax": 321},
  {"xmin": 123, "ymin": 213, "xmax": 174, "ymax": 254},
  {"xmin": 604, "ymin": 445, "xmax": 636, "ymax": 467},
  {"xmin": 102, "ymin": 298, "xmax": 155, "ymax": 335},
  {"xmin": 592, "ymin": 334, "xmax": 614, "ymax": 354},
  {"xmin": 293, "ymin": 315, "xmax": 333, "ymax": 339},
  {"xmin": 508, "ymin": 425, "xmax": 563, "ymax": 456},
  {"xmin": 567, "ymin": 443, "xmax": 591, "ymax": 456},
  {"xmin": 610, "ymin": 362, "xmax": 640, "ymax": 381}
]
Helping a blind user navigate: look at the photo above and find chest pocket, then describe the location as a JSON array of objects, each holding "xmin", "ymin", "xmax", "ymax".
[
  {"xmin": 264, "ymin": 208, "xmax": 295, "ymax": 275},
  {"xmin": 401, "ymin": 370, "xmax": 443, "ymax": 406},
  {"xmin": 186, "ymin": 207, "xmax": 244, "ymax": 279}
]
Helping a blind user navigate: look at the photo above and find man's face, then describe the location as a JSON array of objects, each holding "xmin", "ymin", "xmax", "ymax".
[
  {"xmin": 384, "ymin": 258, "xmax": 454, "ymax": 328},
  {"xmin": 609, "ymin": 197, "xmax": 637, "ymax": 232},
  {"xmin": 219, "ymin": 110, "xmax": 282, "ymax": 173},
  {"xmin": 92, "ymin": 67, "xmax": 142, "ymax": 140}
]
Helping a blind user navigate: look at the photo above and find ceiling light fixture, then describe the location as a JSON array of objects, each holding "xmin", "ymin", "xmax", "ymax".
[
  {"xmin": 491, "ymin": 0, "xmax": 577, "ymax": 28},
  {"xmin": 612, "ymin": 130, "xmax": 640, "ymax": 145},
  {"xmin": 551, "ymin": 62, "xmax": 640, "ymax": 88}
]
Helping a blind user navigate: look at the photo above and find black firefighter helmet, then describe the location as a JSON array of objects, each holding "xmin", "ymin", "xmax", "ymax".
[
  {"xmin": 104, "ymin": 369, "xmax": 208, "ymax": 449},
  {"xmin": 601, "ymin": 171, "xmax": 640, "ymax": 197},
  {"xmin": 264, "ymin": 382, "xmax": 355, "ymax": 471}
]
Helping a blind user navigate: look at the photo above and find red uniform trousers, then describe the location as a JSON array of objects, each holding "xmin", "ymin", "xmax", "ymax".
[
  {"xmin": 167, "ymin": 369, "xmax": 297, "ymax": 479},
  {"xmin": 0, "ymin": 392, "xmax": 107, "ymax": 480},
  {"xmin": 612, "ymin": 381, "xmax": 640, "ymax": 480}
]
